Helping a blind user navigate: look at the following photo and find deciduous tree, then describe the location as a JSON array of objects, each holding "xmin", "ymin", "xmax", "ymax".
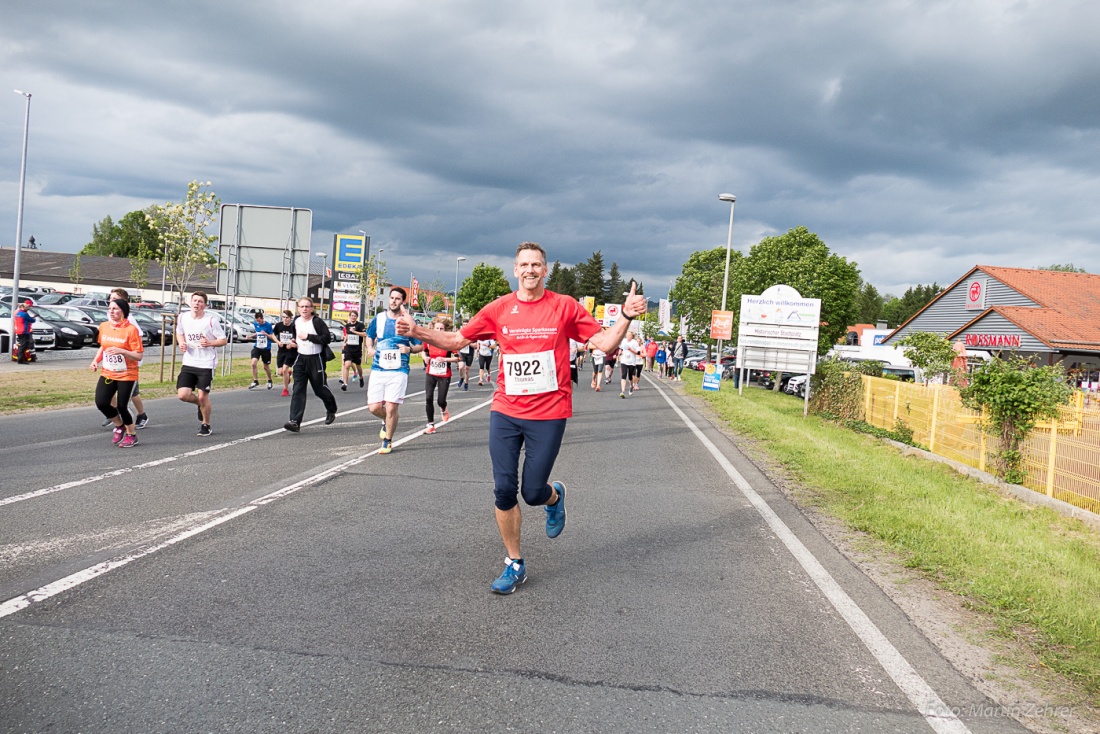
[
  {"xmin": 896, "ymin": 331, "xmax": 956, "ymax": 384},
  {"xmin": 959, "ymin": 357, "xmax": 1073, "ymax": 484},
  {"xmin": 669, "ymin": 246, "xmax": 733, "ymax": 346},
  {"xmin": 146, "ymin": 181, "xmax": 221, "ymax": 310},
  {"xmin": 457, "ymin": 263, "xmax": 512, "ymax": 315},
  {"xmin": 733, "ymin": 226, "xmax": 860, "ymax": 355}
]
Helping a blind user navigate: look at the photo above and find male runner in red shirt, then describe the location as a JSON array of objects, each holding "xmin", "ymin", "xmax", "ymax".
[{"xmin": 397, "ymin": 241, "xmax": 646, "ymax": 594}]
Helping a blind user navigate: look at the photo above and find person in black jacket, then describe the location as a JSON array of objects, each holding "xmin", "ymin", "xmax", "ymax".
[{"xmin": 283, "ymin": 297, "xmax": 338, "ymax": 432}]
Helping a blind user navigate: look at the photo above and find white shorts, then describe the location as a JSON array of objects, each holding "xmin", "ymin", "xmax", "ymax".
[{"xmin": 368, "ymin": 370, "xmax": 410, "ymax": 405}]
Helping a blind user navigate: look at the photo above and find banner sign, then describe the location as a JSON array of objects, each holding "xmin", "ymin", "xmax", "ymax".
[
  {"xmin": 659, "ymin": 298, "xmax": 671, "ymax": 331},
  {"xmin": 411, "ymin": 277, "xmax": 420, "ymax": 310},
  {"xmin": 737, "ymin": 285, "xmax": 821, "ymax": 376},
  {"xmin": 710, "ymin": 310, "xmax": 734, "ymax": 340},
  {"xmin": 603, "ymin": 303, "xmax": 621, "ymax": 327},
  {"xmin": 331, "ymin": 233, "xmax": 367, "ymax": 321},
  {"xmin": 702, "ymin": 363, "xmax": 722, "ymax": 392}
]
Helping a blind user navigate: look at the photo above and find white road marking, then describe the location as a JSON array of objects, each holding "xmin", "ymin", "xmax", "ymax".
[
  {"xmin": 0, "ymin": 382, "xmax": 447, "ymax": 508},
  {"xmin": 647, "ymin": 376, "xmax": 970, "ymax": 734},
  {"xmin": 0, "ymin": 398, "xmax": 494, "ymax": 620},
  {"xmin": 0, "ymin": 511, "xmax": 223, "ymax": 564}
]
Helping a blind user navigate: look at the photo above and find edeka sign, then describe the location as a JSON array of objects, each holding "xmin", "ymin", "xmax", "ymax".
[
  {"xmin": 965, "ymin": 333, "xmax": 1021, "ymax": 348},
  {"xmin": 702, "ymin": 363, "xmax": 722, "ymax": 392},
  {"xmin": 710, "ymin": 310, "xmax": 733, "ymax": 340},
  {"xmin": 335, "ymin": 234, "xmax": 367, "ymax": 272}
]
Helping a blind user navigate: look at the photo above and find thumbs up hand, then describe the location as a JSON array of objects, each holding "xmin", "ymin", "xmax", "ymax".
[
  {"xmin": 395, "ymin": 304, "xmax": 415, "ymax": 335},
  {"xmin": 623, "ymin": 281, "xmax": 646, "ymax": 318}
]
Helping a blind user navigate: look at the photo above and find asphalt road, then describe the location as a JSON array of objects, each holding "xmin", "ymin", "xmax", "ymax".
[{"xmin": 0, "ymin": 371, "xmax": 1031, "ymax": 734}]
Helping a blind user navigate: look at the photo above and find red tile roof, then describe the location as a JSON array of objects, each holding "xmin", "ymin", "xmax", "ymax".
[{"xmin": 946, "ymin": 266, "xmax": 1100, "ymax": 350}]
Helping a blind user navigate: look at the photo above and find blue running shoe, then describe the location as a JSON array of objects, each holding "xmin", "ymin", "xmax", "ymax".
[
  {"xmin": 491, "ymin": 558, "xmax": 526, "ymax": 594},
  {"xmin": 545, "ymin": 481, "xmax": 566, "ymax": 539}
]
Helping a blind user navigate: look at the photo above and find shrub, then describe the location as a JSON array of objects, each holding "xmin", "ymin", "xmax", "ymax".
[{"xmin": 809, "ymin": 357, "xmax": 863, "ymax": 420}]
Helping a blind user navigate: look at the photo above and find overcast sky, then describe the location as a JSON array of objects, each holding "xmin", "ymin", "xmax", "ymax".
[{"xmin": 3, "ymin": 1, "xmax": 1099, "ymax": 299}]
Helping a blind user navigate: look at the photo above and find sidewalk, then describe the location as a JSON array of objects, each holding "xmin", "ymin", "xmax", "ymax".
[{"xmin": 0, "ymin": 349, "xmax": 172, "ymax": 374}]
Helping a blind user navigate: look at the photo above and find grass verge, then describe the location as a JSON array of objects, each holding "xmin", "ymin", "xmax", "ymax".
[
  {"xmin": 0, "ymin": 358, "xmax": 263, "ymax": 414},
  {"xmin": 683, "ymin": 370, "xmax": 1100, "ymax": 702}
]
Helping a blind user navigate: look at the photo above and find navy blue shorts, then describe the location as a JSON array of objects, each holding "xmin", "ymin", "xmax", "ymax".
[{"xmin": 488, "ymin": 412, "xmax": 567, "ymax": 511}]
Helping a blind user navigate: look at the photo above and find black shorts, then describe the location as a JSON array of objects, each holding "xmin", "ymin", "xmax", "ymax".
[
  {"xmin": 621, "ymin": 363, "xmax": 633, "ymax": 380},
  {"xmin": 251, "ymin": 348, "xmax": 271, "ymax": 364},
  {"xmin": 277, "ymin": 350, "xmax": 298, "ymax": 369},
  {"xmin": 342, "ymin": 347, "xmax": 362, "ymax": 365},
  {"xmin": 176, "ymin": 365, "xmax": 214, "ymax": 393},
  {"xmin": 460, "ymin": 351, "xmax": 474, "ymax": 366},
  {"xmin": 479, "ymin": 354, "xmax": 493, "ymax": 370}
]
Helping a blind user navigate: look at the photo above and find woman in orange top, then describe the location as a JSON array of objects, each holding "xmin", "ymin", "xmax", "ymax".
[{"xmin": 90, "ymin": 299, "xmax": 145, "ymax": 447}]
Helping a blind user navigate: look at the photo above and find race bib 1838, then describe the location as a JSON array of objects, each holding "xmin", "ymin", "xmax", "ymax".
[{"xmin": 103, "ymin": 352, "xmax": 127, "ymax": 373}]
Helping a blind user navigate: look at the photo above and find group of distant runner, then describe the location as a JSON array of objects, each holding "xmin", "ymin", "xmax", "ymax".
[{"xmin": 88, "ymin": 241, "xmax": 648, "ymax": 594}]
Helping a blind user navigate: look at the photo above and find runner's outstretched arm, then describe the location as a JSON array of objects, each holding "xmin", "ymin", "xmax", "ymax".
[{"xmin": 396, "ymin": 305, "xmax": 471, "ymax": 352}]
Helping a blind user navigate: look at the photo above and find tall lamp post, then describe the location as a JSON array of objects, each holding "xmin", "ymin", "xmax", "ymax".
[
  {"xmin": 453, "ymin": 256, "xmax": 466, "ymax": 327},
  {"xmin": 9, "ymin": 90, "xmax": 31, "ymax": 360},
  {"xmin": 717, "ymin": 193, "xmax": 736, "ymax": 367},
  {"xmin": 314, "ymin": 252, "xmax": 328, "ymax": 320}
]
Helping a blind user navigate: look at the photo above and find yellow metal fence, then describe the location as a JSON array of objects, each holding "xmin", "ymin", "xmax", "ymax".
[{"xmin": 860, "ymin": 376, "xmax": 1100, "ymax": 514}]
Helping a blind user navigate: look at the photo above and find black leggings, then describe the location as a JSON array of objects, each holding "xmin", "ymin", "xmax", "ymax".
[
  {"xmin": 96, "ymin": 377, "xmax": 137, "ymax": 426},
  {"xmin": 425, "ymin": 374, "xmax": 451, "ymax": 424}
]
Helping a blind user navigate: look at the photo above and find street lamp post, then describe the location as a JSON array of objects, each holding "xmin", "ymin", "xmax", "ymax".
[
  {"xmin": 9, "ymin": 90, "xmax": 31, "ymax": 360},
  {"xmin": 453, "ymin": 256, "xmax": 466, "ymax": 327},
  {"xmin": 314, "ymin": 252, "xmax": 328, "ymax": 320},
  {"xmin": 717, "ymin": 193, "xmax": 736, "ymax": 370}
]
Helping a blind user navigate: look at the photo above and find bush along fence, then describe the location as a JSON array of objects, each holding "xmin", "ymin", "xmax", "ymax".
[{"xmin": 856, "ymin": 374, "xmax": 1100, "ymax": 514}]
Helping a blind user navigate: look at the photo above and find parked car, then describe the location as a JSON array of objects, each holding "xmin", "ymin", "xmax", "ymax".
[
  {"xmin": 219, "ymin": 312, "xmax": 257, "ymax": 342},
  {"xmin": 0, "ymin": 303, "xmax": 57, "ymax": 352},
  {"xmin": 34, "ymin": 292, "xmax": 78, "ymax": 306},
  {"xmin": 785, "ymin": 374, "xmax": 810, "ymax": 397},
  {"xmin": 26, "ymin": 305, "xmax": 98, "ymax": 349},
  {"xmin": 325, "ymin": 319, "xmax": 346, "ymax": 343},
  {"xmin": 882, "ymin": 366, "xmax": 916, "ymax": 382},
  {"xmin": 683, "ymin": 350, "xmax": 708, "ymax": 370},
  {"xmin": 69, "ymin": 296, "xmax": 113, "ymax": 308},
  {"xmin": 694, "ymin": 355, "xmax": 736, "ymax": 371},
  {"xmin": 131, "ymin": 309, "xmax": 172, "ymax": 346}
]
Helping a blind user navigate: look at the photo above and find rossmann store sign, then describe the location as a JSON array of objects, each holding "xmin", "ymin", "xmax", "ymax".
[{"xmin": 964, "ymin": 334, "xmax": 1021, "ymax": 348}]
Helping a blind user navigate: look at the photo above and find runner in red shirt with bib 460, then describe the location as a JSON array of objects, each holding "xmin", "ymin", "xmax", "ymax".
[{"xmin": 397, "ymin": 241, "xmax": 647, "ymax": 594}]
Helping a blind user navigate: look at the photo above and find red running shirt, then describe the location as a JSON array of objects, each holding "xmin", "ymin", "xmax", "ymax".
[
  {"xmin": 461, "ymin": 290, "xmax": 602, "ymax": 420},
  {"xmin": 425, "ymin": 344, "xmax": 453, "ymax": 379}
]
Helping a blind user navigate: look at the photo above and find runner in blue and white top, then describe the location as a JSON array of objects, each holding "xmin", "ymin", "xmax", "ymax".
[
  {"xmin": 365, "ymin": 287, "xmax": 424, "ymax": 454},
  {"xmin": 250, "ymin": 311, "xmax": 275, "ymax": 390}
]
